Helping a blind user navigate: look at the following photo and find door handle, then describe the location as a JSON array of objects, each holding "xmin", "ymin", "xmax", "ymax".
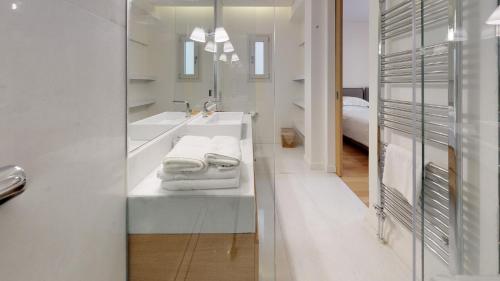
[{"xmin": 0, "ymin": 165, "xmax": 26, "ymax": 205}]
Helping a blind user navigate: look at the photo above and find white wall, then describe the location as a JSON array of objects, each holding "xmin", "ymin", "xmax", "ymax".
[
  {"xmin": 343, "ymin": 21, "xmax": 369, "ymax": 88},
  {"xmin": 0, "ymin": 0, "xmax": 127, "ymax": 280},
  {"xmin": 305, "ymin": 0, "xmax": 329, "ymax": 169}
]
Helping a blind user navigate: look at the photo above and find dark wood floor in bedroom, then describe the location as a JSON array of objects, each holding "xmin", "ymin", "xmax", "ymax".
[{"xmin": 342, "ymin": 140, "xmax": 369, "ymax": 206}]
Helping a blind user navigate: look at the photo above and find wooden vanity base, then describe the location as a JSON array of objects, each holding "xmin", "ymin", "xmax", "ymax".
[{"xmin": 128, "ymin": 233, "xmax": 258, "ymax": 281}]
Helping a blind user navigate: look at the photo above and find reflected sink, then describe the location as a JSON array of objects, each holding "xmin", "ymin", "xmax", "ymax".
[
  {"xmin": 129, "ymin": 112, "xmax": 188, "ymax": 141},
  {"xmin": 187, "ymin": 112, "xmax": 244, "ymax": 139}
]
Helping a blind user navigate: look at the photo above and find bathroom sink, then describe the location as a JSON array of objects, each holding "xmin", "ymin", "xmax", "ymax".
[
  {"xmin": 129, "ymin": 112, "xmax": 188, "ymax": 141},
  {"xmin": 187, "ymin": 112, "xmax": 244, "ymax": 139}
]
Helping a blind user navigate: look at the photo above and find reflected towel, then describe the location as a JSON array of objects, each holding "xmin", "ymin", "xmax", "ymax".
[
  {"xmin": 205, "ymin": 136, "xmax": 242, "ymax": 170},
  {"xmin": 162, "ymin": 136, "xmax": 210, "ymax": 173},
  {"xmin": 158, "ymin": 166, "xmax": 240, "ymax": 181},
  {"xmin": 161, "ymin": 177, "xmax": 240, "ymax": 191},
  {"xmin": 382, "ymin": 144, "xmax": 422, "ymax": 206}
]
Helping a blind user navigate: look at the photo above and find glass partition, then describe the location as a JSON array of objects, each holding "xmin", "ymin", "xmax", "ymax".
[
  {"xmin": 421, "ymin": 0, "xmax": 500, "ymax": 279},
  {"xmin": 126, "ymin": 1, "xmax": 278, "ymax": 280}
]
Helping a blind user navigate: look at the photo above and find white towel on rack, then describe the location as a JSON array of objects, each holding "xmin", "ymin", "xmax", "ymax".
[
  {"xmin": 205, "ymin": 136, "xmax": 242, "ymax": 170},
  {"xmin": 382, "ymin": 144, "xmax": 422, "ymax": 206},
  {"xmin": 162, "ymin": 136, "xmax": 210, "ymax": 173}
]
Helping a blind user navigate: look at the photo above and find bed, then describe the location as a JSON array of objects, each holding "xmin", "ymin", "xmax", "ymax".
[{"xmin": 343, "ymin": 88, "xmax": 370, "ymax": 148}]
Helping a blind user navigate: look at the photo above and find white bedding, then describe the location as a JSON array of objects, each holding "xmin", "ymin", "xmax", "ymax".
[{"xmin": 343, "ymin": 105, "xmax": 369, "ymax": 147}]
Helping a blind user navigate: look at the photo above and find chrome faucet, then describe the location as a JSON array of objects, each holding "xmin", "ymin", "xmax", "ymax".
[
  {"xmin": 173, "ymin": 100, "xmax": 192, "ymax": 118},
  {"xmin": 202, "ymin": 100, "xmax": 215, "ymax": 118}
]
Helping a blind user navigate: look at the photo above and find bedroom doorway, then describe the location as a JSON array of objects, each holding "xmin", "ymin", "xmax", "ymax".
[{"xmin": 335, "ymin": 0, "xmax": 369, "ymax": 205}]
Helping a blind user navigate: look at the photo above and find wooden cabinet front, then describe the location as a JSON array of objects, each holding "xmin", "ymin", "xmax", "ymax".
[{"xmin": 129, "ymin": 233, "xmax": 258, "ymax": 281}]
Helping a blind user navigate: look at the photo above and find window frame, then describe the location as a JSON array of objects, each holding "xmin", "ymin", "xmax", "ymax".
[
  {"xmin": 248, "ymin": 34, "xmax": 271, "ymax": 81},
  {"xmin": 178, "ymin": 35, "xmax": 200, "ymax": 81}
]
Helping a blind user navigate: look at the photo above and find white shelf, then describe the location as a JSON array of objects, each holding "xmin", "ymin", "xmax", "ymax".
[
  {"xmin": 129, "ymin": 75, "xmax": 156, "ymax": 82},
  {"xmin": 129, "ymin": 38, "xmax": 149, "ymax": 47},
  {"xmin": 129, "ymin": 99, "xmax": 156, "ymax": 108},
  {"xmin": 293, "ymin": 75, "xmax": 305, "ymax": 82},
  {"xmin": 293, "ymin": 100, "xmax": 305, "ymax": 110}
]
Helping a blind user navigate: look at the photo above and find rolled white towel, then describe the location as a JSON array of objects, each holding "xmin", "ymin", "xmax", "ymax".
[
  {"xmin": 162, "ymin": 136, "xmax": 210, "ymax": 173},
  {"xmin": 205, "ymin": 136, "xmax": 242, "ymax": 170},
  {"xmin": 157, "ymin": 166, "xmax": 240, "ymax": 181}
]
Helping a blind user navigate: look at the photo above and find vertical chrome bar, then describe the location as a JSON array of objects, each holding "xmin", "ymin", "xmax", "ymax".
[
  {"xmin": 377, "ymin": 0, "xmax": 387, "ymax": 243},
  {"xmin": 419, "ymin": 0, "xmax": 426, "ymax": 277},
  {"xmin": 410, "ymin": 0, "xmax": 418, "ymax": 280},
  {"xmin": 447, "ymin": 0, "xmax": 464, "ymax": 274}
]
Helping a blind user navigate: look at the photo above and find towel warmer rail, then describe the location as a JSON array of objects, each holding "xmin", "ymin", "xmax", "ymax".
[{"xmin": 376, "ymin": 0, "xmax": 462, "ymax": 271}]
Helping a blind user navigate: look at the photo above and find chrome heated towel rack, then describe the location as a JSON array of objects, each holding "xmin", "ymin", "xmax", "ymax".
[{"xmin": 376, "ymin": 0, "xmax": 463, "ymax": 271}]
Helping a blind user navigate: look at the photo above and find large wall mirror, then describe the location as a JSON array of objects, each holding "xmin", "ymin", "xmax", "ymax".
[
  {"xmin": 127, "ymin": 0, "xmax": 276, "ymax": 152},
  {"xmin": 127, "ymin": 0, "xmax": 216, "ymax": 151}
]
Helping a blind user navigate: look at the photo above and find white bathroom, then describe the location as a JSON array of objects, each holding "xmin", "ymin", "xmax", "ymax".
[{"xmin": 1, "ymin": 0, "xmax": 499, "ymax": 281}]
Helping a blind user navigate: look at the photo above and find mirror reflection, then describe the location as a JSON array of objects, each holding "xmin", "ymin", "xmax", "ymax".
[{"xmin": 128, "ymin": 0, "xmax": 216, "ymax": 151}]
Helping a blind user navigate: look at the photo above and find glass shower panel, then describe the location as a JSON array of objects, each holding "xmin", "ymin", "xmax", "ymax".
[
  {"xmin": 221, "ymin": 4, "xmax": 277, "ymax": 281},
  {"xmin": 416, "ymin": 0, "xmax": 451, "ymax": 279},
  {"xmin": 421, "ymin": 0, "xmax": 500, "ymax": 280},
  {"xmin": 377, "ymin": 1, "xmax": 427, "ymax": 279},
  {"xmin": 126, "ymin": 2, "xmax": 277, "ymax": 281}
]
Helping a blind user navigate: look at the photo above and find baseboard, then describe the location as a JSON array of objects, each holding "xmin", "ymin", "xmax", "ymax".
[{"xmin": 304, "ymin": 155, "xmax": 325, "ymax": 171}]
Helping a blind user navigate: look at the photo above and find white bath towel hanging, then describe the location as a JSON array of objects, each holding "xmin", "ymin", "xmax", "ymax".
[
  {"xmin": 205, "ymin": 136, "xmax": 242, "ymax": 170},
  {"xmin": 382, "ymin": 144, "xmax": 423, "ymax": 206},
  {"xmin": 162, "ymin": 136, "xmax": 210, "ymax": 173}
]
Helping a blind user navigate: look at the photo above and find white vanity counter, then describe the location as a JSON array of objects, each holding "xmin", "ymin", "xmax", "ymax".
[{"xmin": 127, "ymin": 115, "xmax": 255, "ymax": 234}]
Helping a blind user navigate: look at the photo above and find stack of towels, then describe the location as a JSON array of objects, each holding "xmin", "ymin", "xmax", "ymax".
[{"xmin": 157, "ymin": 135, "xmax": 242, "ymax": 191}]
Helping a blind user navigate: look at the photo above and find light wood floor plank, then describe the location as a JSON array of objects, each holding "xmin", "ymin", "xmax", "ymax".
[{"xmin": 341, "ymin": 141, "xmax": 369, "ymax": 206}]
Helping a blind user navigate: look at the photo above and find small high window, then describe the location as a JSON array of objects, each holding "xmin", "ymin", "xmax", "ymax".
[
  {"xmin": 178, "ymin": 35, "xmax": 199, "ymax": 80},
  {"xmin": 249, "ymin": 35, "xmax": 271, "ymax": 80}
]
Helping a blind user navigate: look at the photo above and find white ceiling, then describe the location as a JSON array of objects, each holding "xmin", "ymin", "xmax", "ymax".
[
  {"xmin": 343, "ymin": 0, "xmax": 369, "ymax": 21},
  {"xmin": 151, "ymin": 0, "xmax": 294, "ymax": 6}
]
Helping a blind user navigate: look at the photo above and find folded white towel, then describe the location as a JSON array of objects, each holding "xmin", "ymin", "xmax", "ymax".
[
  {"xmin": 205, "ymin": 136, "xmax": 242, "ymax": 170},
  {"xmin": 382, "ymin": 144, "xmax": 422, "ymax": 206},
  {"xmin": 157, "ymin": 166, "xmax": 241, "ymax": 181},
  {"xmin": 162, "ymin": 177, "xmax": 240, "ymax": 191},
  {"xmin": 162, "ymin": 136, "xmax": 210, "ymax": 173}
]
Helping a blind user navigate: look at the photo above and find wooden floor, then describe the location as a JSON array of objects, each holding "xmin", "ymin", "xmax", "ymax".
[{"xmin": 341, "ymin": 140, "xmax": 369, "ymax": 206}]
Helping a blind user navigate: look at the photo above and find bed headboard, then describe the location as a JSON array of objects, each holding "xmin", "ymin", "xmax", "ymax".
[{"xmin": 344, "ymin": 87, "xmax": 369, "ymax": 102}]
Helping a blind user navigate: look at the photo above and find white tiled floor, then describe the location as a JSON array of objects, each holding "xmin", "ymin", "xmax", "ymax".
[{"xmin": 255, "ymin": 144, "xmax": 412, "ymax": 281}]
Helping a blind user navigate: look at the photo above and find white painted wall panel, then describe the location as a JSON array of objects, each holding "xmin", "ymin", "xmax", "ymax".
[
  {"xmin": 0, "ymin": 0, "xmax": 127, "ymax": 280},
  {"xmin": 343, "ymin": 21, "xmax": 369, "ymax": 88}
]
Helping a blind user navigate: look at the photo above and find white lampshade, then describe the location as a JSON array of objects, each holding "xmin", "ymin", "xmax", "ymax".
[
  {"xmin": 231, "ymin": 53, "xmax": 240, "ymax": 62},
  {"xmin": 223, "ymin": 41, "xmax": 234, "ymax": 53},
  {"xmin": 214, "ymin": 27, "xmax": 230, "ymax": 43},
  {"xmin": 219, "ymin": 54, "xmax": 228, "ymax": 62},
  {"xmin": 190, "ymin": 27, "xmax": 206, "ymax": 43},
  {"xmin": 204, "ymin": 41, "xmax": 217, "ymax": 53},
  {"xmin": 487, "ymin": 5, "xmax": 500, "ymax": 25}
]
